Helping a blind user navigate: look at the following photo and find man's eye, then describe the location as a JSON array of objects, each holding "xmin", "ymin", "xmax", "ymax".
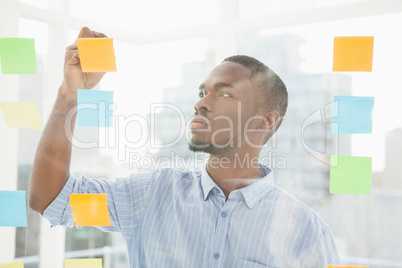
[
  {"xmin": 218, "ymin": 92, "xmax": 231, "ymax": 97},
  {"xmin": 199, "ymin": 92, "xmax": 205, "ymax": 98}
]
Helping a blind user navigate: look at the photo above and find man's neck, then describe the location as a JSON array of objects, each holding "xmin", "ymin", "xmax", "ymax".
[{"xmin": 206, "ymin": 151, "xmax": 263, "ymax": 200}]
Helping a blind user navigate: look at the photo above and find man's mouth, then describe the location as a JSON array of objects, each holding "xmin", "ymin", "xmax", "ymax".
[{"xmin": 190, "ymin": 116, "xmax": 210, "ymax": 129}]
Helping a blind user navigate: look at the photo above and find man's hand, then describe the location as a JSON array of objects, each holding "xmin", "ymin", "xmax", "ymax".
[{"xmin": 61, "ymin": 27, "xmax": 107, "ymax": 92}]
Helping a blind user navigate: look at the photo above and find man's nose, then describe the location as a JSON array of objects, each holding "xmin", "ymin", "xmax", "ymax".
[{"xmin": 194, "ymin": 95, "xmax": 212, "ymax": 113}]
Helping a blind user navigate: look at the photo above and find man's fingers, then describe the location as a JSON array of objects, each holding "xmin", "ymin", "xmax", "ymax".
[
  {"xmin": 69, "ymin": 54, "xmax": 80, "ymax": 65},
  {"xmin": 66, "ymin": 43, "xmax": 77, "ymax": 51},
  {"xmin": 64, "ymin": 27, "xmax": 108, "ymax": 59},
  {"xmin": 92, "ymin": 31, "xmax": 108, "ymax": 38},
  {"xmin": 78, "ymin": 27, "xmax": 95, "ymax": 38},
  {"xmin": 66, "ymin": 27, "xmax": 107, "ymax": 51},
  {"xmin": 78, "ymin": 27, "xmax": 107, "ymax": 38},
  {"xmin": 65, "ymin": 50, "xmax": 80, "ymax": 65}
]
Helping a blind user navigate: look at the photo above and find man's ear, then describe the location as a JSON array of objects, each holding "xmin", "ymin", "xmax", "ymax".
[{"xmin": 259, "ymin": 110, "xmax": 280, "ymax": 131}]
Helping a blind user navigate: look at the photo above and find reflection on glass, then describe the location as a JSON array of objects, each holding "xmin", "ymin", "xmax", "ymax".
[
  {"xmin": 69, "ymin": 0, "xmax": 218, "ymax": 34},
  {"xmin": 237, "ymin": 0, "xmax": 372, "ymax": 18},
  {"xmin": 237, "ymin": 13, "xmax": 402, "ymax": 267},
  {"xmin": 19, "ymin": 18, "xmax": 49, "ymax": 54},
  {"xmin": 19, "ymin": 0, "xmax": 49, "ymax": 9}
]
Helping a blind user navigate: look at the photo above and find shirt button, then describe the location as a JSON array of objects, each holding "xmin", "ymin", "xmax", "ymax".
[
  {"xmin": 213, "ymin": 253, "xmax": 220, "ymax": 259},
  {"xmin": 215, "ymin": 189, "xmax": 219, "ymax": 194},
  {"xmin": 221, "ymin": 211, "xmax": 227, "ymax": 217}
]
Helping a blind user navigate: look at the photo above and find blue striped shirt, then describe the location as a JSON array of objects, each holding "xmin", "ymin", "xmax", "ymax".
[{"xmin": 43, "ymin": 165, "xmax": 340, "ymax": 267}]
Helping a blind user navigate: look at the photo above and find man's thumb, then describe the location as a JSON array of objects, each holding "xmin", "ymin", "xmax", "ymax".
[{"xmin": 78, "ymin": 27, "xmax": 95, "ymax": 38}]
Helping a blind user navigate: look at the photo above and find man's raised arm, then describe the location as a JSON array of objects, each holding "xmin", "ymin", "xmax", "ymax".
[{"xmin": 29, "ymin": 27, "xmax": 107, "ymax": 214}]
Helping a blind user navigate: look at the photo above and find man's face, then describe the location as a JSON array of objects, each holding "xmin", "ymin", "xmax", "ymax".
[{"xmin": 189, "ymin": 61, "xmax": 261, "ymax": 154}]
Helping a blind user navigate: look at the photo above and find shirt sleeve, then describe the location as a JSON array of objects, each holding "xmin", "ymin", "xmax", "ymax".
[
  {"xmin": 42, "ymin": 172, "xmax": 153, "ymax": 239},
  {"xmin": 307, "ymin": 226, "xmax": 340, "ymax": 267}
]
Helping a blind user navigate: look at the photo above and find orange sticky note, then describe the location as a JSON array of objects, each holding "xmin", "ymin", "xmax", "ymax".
[
  {"xmin": 327, "ymin": 265, "xmax": 368, "ymax": 268},
  {"xmin": 70, "ymin": 194, "xmax": 111, "ymax": 226},
  {"xmin": 332, "ymin": 36, "xmax": 374, "ymax": 72},
  {"xmin": 77, "ymin": 38, "xmax": 117, "ymax": 72}
]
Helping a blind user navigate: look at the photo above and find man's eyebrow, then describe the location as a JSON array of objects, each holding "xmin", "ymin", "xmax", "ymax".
[
  {"xmin": 198, "ymin": 82, "xmax": 233, "ymax": 90},
  {"xmin": 214, "ymin": 82, "xmax": 233, "ymax": 89}
]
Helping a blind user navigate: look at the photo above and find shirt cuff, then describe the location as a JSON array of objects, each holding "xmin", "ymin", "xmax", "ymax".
[{"xmin": 42, "ymin": 174, "xmax": 77, "ymax": 228}]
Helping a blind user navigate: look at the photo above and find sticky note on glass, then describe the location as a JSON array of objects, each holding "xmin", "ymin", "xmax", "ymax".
[
  {"xmin": 0, "ymin": 38, "xmax": 37, "ymax": 74},
  {"xmin": 333, "ymin": 36, "xmax": 374, "ymax": 72},
  {"xmin": 327, "ymin": 265, "xmax": 368, "ymax": 268},
  {"xmin": 332, "ymin": 96, "xmax": 374, "ymax": 134},
  {"xmin": 0, "ymin": 191, "xmax": 27, "ymax": 227},
  {"xmin": 65, "ymin": 258, "xmax": 102, "ymax": 268},
  {"xmin": 0, "ymin": 102, "xmax": 43, "ymax": 130},
  {"xmin": 70, "ymin": 194, "xmax": 111, "ymax": 226},
  {"xmin": 330, "ymin": 155, "xmax": 372, "ymax": 195},
  {"xmin": 77, "ymin": 90, "xmax": 113, "ymax": 127},
  {"xmin": 77, "ymin": 38, "xmax": 117, "ymax": 72},
  {"xmin": 0, "ymin": 260, "xmax": 24, "ymax": 268}
]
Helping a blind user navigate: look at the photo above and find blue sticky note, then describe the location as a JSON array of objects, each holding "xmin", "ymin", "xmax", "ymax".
[
  {"xmin": 332, "ymin": 95, "xmax": 374, "ymax": 134},
  {"xmin": 0, "ymin": 191, "xmax": 28, "ymax": 227},
  {"xmin": 77, "ymin": 90, "xmax": 113, "ymax": 127}
]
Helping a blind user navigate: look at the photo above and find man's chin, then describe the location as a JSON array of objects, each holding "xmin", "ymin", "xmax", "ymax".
[
  {"xmin": 188, "ymin": 141, "xmax": 209, "ymax": 153},
  {"xmin": 187, "ymin": 142, "xmax": 234, "ymax": 155}
]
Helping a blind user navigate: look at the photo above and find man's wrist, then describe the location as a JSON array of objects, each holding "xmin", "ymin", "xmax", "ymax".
[{"xmin": 58, "ymin": 83, "xmax": 78, "ymax": 102}]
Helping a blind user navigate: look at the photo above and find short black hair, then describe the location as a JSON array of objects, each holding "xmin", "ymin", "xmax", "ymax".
[{"xmin": 223, "ymin": 55, "xmax": 288, "ymax": 131}]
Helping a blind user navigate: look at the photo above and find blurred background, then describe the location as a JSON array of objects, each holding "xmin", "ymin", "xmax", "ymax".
[{"xmin": 1, "ymin": 0, "xmax": 402, "ymax": 267}]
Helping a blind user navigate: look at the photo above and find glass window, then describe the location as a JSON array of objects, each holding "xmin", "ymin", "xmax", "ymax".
[
  {"xmin": 19, "ymin": 18, "xmax": 49, "ymax": 54},
  {"xmin": 237, "ymin": 0, "xmax": 373, "ymax": 18},
  {"xmin": 69, "ymin": 0, "xmax": 218, "ymax": 34},
  {"xmin": 70, "ymin": 37, "xmax": 212, "ymax": 176},
  {"xmin": 19, "ymin": 0, "xmax": 49, "ymax": 9},
  {"xmin": 14, "ymin": 18, "xmax": 49, "ymax": 266},
  {"xmin": 2, "ymin": 1, "xmax": 402, "ymax": 267},
  {"xmin": 65, "ymin": 37, "xmax": 212, "ymax": 267},
  {"xmin": 237, "ymin": 13, "xmax": 402, "ymax": 267}
]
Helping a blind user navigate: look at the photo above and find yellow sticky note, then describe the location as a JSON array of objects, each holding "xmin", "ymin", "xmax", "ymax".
[
  {"xmin": 65, "ymin": 258, "xmax": 102, "ymax": 268},
  {"xmin": 77, "ymin": 38, "xmax": 117, "ymax": 72},
  {"xmin": 0, "ymin": 102, "xmax": 43, "ymax": 130},
  {"xmin": 333, "ymin": 36, "xmax": 374, "ymax": 72},
  {"xmin": 70, "ymin": 194, "xmax": 111, "ymax": 226},
  {"xmin": 0, "ymin": 260, "xmax": 24, "ymax": 268},
  {"xmin": 327, "ymin": 265, "xmax": 368, "ymax": 268}
]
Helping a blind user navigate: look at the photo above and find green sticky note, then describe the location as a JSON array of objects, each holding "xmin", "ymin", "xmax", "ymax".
[
  {"xmin": 0, "ymin": 38, "xmax": 37, "ymax": 74},
  {"xmin": 330, "ymin": 155, "xmax": 372, "ymax": 195}
]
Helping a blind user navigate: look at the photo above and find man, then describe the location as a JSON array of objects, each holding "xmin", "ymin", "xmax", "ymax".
[{"xmin": 30, "ymin": 27, "xmax": 340, "ymax": 267}]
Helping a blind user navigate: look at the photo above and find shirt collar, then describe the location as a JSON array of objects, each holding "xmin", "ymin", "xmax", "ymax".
[
  {"xmin": 201, "ymin": 167, "xmax": 218, "ymax": 201},
  {"xmin": 238, "ymin": 165, "xmax": 275, "ymax": 209},
  {"xmin": 200, "ymin": 164, "xmax": 275, "ymax": 209}
]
